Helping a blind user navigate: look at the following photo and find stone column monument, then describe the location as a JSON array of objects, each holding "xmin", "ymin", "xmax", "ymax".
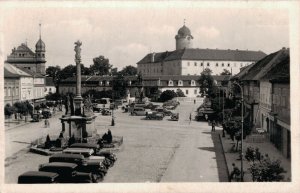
[{"xmin": 73, "ymin": 40, "xmax": 83, "ymax": 116}]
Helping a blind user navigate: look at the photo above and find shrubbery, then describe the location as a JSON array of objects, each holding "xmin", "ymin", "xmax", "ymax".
[{"xmin": 159, "ymin": 90, "xmax": 177, "ymax": 102}]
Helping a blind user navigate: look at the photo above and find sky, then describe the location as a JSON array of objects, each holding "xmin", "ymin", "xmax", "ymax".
[{"xmin": 1, "ymin": 1, "xmax": 290, "ymax": 71}]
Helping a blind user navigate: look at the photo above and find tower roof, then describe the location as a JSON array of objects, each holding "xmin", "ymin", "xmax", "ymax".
[
  {"xmin": 177, "ymin": 25, "xmax": 192, "ymax": 36},
  {"xmin": 35, "ymin": 38, "xmax": 45, "ymax": 51}
]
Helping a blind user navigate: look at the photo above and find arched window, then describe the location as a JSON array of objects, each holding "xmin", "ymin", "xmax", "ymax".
[
  {"xmin": 191, "ymin": 80, "xmax": 196, "ymax": 86},
  {"xmin": 178, "ymin": 80, "xmax": 183, "ymax": 86},
  {"xmin": 168, "ymin": 80, "xmax": 173, "ymax": 86}
]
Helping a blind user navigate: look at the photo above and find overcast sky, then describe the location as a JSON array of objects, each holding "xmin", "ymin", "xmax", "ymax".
[{"xmin": 1, "ymin": 1, "xmax": 290, "ymax": 70}]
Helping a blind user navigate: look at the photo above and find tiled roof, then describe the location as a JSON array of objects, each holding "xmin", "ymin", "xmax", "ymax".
[
  {"xmin": 4, "ymin": 63, "xmax": 31, "ymax": 77},
  {"xmin": 231, "ymin": 63, "xmax": 255, "ymax": 80},
  {"xmin": 137, "ymin": 48, "xmax": 266, "ymax": 64},
  {"xmin": 4, "ymin": 68, "xmax": 20, "ymax": 78},
  {"xmin": 19, "ymin": 67, "xmax": 44, "ymax": 78},
  {"xmin": 241, "ymin": 48, "xmax": 289, "ymax": 81},
  {"xmin": 261, "ymin": 52, "xmax": 290, "ymax": 82}
]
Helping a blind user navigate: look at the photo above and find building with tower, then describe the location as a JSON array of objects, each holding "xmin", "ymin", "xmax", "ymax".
[
  {"xmin": 137, "ymin": 23, "xmax": 266, "ymax": 76},
  {"xmin": 5, "ymin": 24, "xmax": 46, "ymax": 75}
]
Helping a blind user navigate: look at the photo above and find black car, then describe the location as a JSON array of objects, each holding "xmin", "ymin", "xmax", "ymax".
[
  {"xmin": 39, "ymin": 162, "xmax": 93, "ymax": 183},
  {"xmin": 18, "ymin": 171, "xmax": 59, "ymax": 184}
]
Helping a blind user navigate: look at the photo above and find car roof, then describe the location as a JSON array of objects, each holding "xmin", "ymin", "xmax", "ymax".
[
  {"xmin": 19, "ymin": 171, "xmax": 59, "ymax": 178},
  {"xmin": 50, "ymin": 153, "xmax": 84, "ymax": 159},
  {"xmin": 70, "ymin": 143, "xmax": 98, "ymax": 149},
  {"xmin": 40, "ymin": 162, "xmax": 77, "ymax": 168},
  {"xmin": 63, "ymin": 148, "xmax": 94, "ymax": 153}
]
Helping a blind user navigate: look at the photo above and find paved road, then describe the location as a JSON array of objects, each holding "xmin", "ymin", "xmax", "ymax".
[{"xmin": 5, "ymin": 101, "xmax": 228, "ymax": 183}]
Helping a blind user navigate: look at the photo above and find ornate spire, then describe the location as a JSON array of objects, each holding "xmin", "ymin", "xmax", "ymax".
[{"xmin": 39, "ymin": 23, "xmax": 41, "ymax": 39}]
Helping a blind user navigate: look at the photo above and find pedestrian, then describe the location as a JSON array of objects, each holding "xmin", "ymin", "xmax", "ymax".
[
  {"xmin": 194, "ymin": 99, "xmax": 196, "ymax": 104},
  {"xmin": 44, "ymin": 119, "xmax": 48, "ymax": 128},
  {"xmin": 211, "ymin": 120, "xmax": 216, "ymax": 132},
  {"xmin": 229, "ymin": 163, "xmax": 241, "ymax": 182},
  {"xmin": 189, "ymin": 113, "xmax": 192, "ymax": 123}
]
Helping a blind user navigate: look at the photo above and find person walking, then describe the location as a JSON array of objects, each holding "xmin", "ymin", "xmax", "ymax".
[
  {"xmin": 189, "ymin": 113, "xmax": 192, "ymax": 124},
  {"xmin": 211, "ymin": 120, "xmax": 216, "ymax": 132}
]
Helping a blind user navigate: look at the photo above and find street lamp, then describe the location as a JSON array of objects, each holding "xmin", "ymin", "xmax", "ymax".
[{"xmin": 232, "ymin": 81, "xmax": 244, "ymax": 182}]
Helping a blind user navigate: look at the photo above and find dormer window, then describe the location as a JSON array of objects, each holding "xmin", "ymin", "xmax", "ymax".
[
  {"xmin": 178, "ymin": 80, "xmax": 183, "ymax": 86},
  {"xmin": 191, "ymin": 80, "xmax": 196, "ymax": 86},
  {"xmin": 106, "ymin": 81, "xmax": 110, "ymax": 86},
  {"xmin": 128, "ymin": 80, "xmax": 132, "ymax": 86},
  {"xmin": 99, "ymin": 81, "xmax": 103, "ymax": 86},
  {"xmin": 168, "ymin": 80, "xmax": 173, "ymax": 86}
]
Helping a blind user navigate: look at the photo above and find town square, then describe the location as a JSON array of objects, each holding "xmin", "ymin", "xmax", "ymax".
[{"xmin": 1, "ymin": 1, "xmax": 299, "ymax": 193}]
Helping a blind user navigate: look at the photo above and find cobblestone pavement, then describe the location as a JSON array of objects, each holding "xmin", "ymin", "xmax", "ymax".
[{"xmin": 5, "ymin": 101, "xmax": 228, "ymax": 183}]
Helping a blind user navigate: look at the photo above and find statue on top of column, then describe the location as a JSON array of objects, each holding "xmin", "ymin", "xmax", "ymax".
[{"xmin": 74, "ymin": 40, "xmax": 82, "ymax": 62}]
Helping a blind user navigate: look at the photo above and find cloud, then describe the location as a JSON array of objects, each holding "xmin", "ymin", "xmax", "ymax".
[{"xmin": 195, "ymin": 26, "xmax": 220, "ymax": 40}]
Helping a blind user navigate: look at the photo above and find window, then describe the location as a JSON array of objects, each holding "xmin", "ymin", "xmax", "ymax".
[
  {"xmin": 191, "ymin": 80, "xmax": 195, "ymax": 86},
  {"xmin": 178, "ymin": 80, "xmax": 183, "ymax": 86},
  {"xmin": 194, "ymin": 62, "xmax": 197, "ymax": 66},
  {"xmin": 201, "ymin": 63, "xmax": 203, "ymax": 66},
  {"xmin": 4, "ymin": 87, "xmax": 7, "ymax": 96},
  {"xmin": 186, "ymin": 90, "xmax": 189, "ymax": 95},
  {"xmin": 8, "ymin": 87, "xmax": 11, "ymax": 96},
  {"xmin": 216, "ymin": 63, "xmax": 218, "ymax": 67},
  {"xmin": 187, "ymin": 62, "xmax": 190, "ymax": 66},
  {"xmin": 194, "ymin": 89, "xmax": 197, "ymax": 94},
  {"xmin": 15, "ymin": 87, "xmax": 19, "ymax": 95},
  {"xmin": 228, "ymin": 63, "xmax": 230, "ymax": 67},
  {"xmin": 49, "ymin": 88, "xmax": 52, "ymax": 92},
  {"xmin": 222, "ymin": 63, "xmax": 224, "ymax": 67},
  {"xmin": 168, "ymin": 80, "xmax": 173, "ymax": 86},
  {"xmin": 207, "ymin": 62, "xmax": 210, "ymax": 66}
]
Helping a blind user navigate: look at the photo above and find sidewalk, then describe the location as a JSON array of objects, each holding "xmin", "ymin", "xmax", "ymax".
[
  {"xmin": 5, "ymin": 111, "xmax": 64, "ymax": 131},
  {"xmin": 218, "ymin": 126, "xmax": 291, "ymax": 182}
]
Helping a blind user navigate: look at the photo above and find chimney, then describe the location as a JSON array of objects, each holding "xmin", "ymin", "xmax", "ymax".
[{"xmin": 151, "ymin": 52, "xmax": 156, "ymax": 63}]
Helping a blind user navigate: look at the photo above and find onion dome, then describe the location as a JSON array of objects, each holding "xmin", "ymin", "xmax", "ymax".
[
  {"xmin": 177, "ymin": 25, "xmax": 192, "ymax": 36},
  {"xmin": 35, "ymin": 38, "xmax": 45, "ymax": 52}
]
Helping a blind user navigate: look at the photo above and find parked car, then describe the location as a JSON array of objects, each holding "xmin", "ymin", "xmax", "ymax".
[
  {"xmin": 131, "ymin": 107, "xmax": 146, "ymax": 116},
  {"xmin": 49, "ymin": 153, "xmax": 85, "ymax": 166},
  {"xmin": 145, "ymin": 111, "xmax": 164, "ymax": 120},
  {"xmin": 102, "ymin": 109, "xmax": 112, "ymax": 116},
  {"xmin": 170, "ymin": 113, "xmax": 179, "ymax": 121},
  {"xmin": 18, "ymin": 171, "xmax": 59, "ymax": 184},
  {"xmin": 155, "ymin": 107, "xmax": 172, "ymax": 116},
  {"xmin": 39, "ymin": 162, "xmax": 93, "ymax": 183},
  {"xmin": 63, "ymin": 148, "xmax": 94, "ymax": 158},
  {"xmin": 31, "ymin": 113, "xmax": 41, "ymax": 122},
  {"xmin": 93, "ymin": 104, "xmax": 103, "ymax": 113},
  {"xmin": 42, "ymin": 109, "xmax": 52, "ymax": 119},
  {"xmin": 96, "ymin": 151, "xmax": 117, "ymax": 164},
  {"xmin": 70, "ymin": 143, "xmax": 99, "ymax": 154}
]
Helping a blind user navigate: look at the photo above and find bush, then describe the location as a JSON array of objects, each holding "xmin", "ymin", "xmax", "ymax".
[
  {"xmin": 176, "ymin": 89, "xmax": 185, "ymax": 97},
  {"xmin": 4, "ymin": 103, "xmax": 16, "ymax": 117},
  {"xmin": 159, "ymin": 90, "xmax": 177, "ymax": 102}
]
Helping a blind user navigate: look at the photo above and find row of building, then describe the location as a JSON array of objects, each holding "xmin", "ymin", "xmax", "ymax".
[{"xmin": 231, "ymin": 47, "xmax": 290, "ymax": 159}]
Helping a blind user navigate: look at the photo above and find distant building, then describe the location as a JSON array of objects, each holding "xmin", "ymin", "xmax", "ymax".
[
  {"xmin": 137, "ymin": 24, "xmax": 266, "ymax": 76},
  {"xmin": 45, "ymin": 77, "xmax": 57, "ymax": 95},
  {"xmin": 5, "ymin": 24, "xmax": 46, "ymax": 74},
  {"xmin": 4, "ymin": 63, "xmax": 33, "ymax": 105}
]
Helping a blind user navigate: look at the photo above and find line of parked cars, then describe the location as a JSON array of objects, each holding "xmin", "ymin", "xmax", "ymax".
[{"xmin": 18, "ymin": 143, "xmax": 117, "ymax": 183}]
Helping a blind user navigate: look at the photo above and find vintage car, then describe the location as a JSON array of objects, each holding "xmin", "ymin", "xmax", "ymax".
[
  {"xmin": 42, "ymin": 109, "xmax": 52, "ymax": 119},
  {"xmin": 93, "ymin": 104, "xmax": 103, "ymax": 113},
  {"xmin": 31, "ymin": 113, "xmax": 41, "ymax": 122},
  {"xmin": 49, "ymin": 153, "xmax": 106, "ymax": 182},
  {"xmin": 101, "ymin": 109, "xmax": 112, "ymax": 116},
  {"xmin": 155, "ymin": 107, "xmax": 173, "ymax": 116},
  {"xmin": 49, "ymin": 153, "xmax": 85, "ymax": 165},
  {"xmin": 18, "ymin": 171, "xmax": 59, "ymax": 184},
  {"xmin": 63, "ymin": 148, "xmax": 94, "ymax": 158},
  {"xmin": 145, "ymin": 111, "xmax": 164, "ymax": 120},
  {"xmin": 131, "ymin": 107, "xmax": 146, "ymax": 116},
  {"xmin": 39, "ymin": 162, "xmax": 94, "ymax": 183},
  {"xmin": 70, "ymin": 143, "xmax": 99, "ymax": 154},
  {"xmin": 96, "ymin": 151, "xmax": 117, "ymax": 165},
  {"xmin": 170, "ymin": 113, "xmax": 179, "ymax": 121}
]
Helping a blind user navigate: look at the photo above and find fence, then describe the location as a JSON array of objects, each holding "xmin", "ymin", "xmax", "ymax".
[{"xmin": 175, "ymin": 97, "xmax": 204, "ymax": 103}]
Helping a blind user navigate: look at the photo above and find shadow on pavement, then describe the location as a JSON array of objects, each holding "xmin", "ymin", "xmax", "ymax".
[
  {"xmin": 201, "ymin": 131, "xmax": 212, "ymax": 135},
  {"xmin": 210, "ymin": 132, "xmax": 230, "ymax": 182},
  {"xmin": 197, "ymin": 147, "xmax": 215, "ymax": 152}
]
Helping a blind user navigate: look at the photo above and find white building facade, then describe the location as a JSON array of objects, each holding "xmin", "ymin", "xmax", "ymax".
[{"xmin": 137, "ymin": 25, "xmax": 266, "ymax": 76}]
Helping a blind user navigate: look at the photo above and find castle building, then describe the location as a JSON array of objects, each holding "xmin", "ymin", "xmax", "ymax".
[
  {"xmin": 137, "ymin": 24, "xmax": 266, "ymax": 76},
  {"xmin": 5, "ymin": 24, "xmax": 46, "ymax": 74}
]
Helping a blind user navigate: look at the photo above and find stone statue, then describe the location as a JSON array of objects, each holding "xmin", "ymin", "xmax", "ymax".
[{"xmin": 74, "ymin": 40, "xmax": 82, "ymax": 62}]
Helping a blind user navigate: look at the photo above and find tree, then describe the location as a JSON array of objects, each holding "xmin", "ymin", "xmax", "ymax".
[
  {"xmin": 159, "ymin": 90, "xmax": 177, "ymax": 102},
  {"xmin": 220, "ymin": 69, "xmax": 232, "ymax": 75},
  {"xmin": 198, "ymin": 68, "xmax": 217, "ymax": 98},
  {"xmin": 119, "ymin": 65, "xmax": 137, "ymax": 76},
  {"xmin": 59, "ymin": 64, "xmax": 77, "ymax": 80},
  {"xmin": 4, "ymin": 103, "xmax": 16, "ymax": 118},
  {"xmin": 112, "ymin": 74, "xmax": 128, "ymax": 99},
  {"xmin": 248, "ymin": 154, "xmax": 286, "ymax": 182},
  {"xmin": 90, "ymin": 55, "xmax": 112, "ymax": 76},
  {"xmin": 176, "ymin": 89, "xmax": 185, "ymax": 97}
]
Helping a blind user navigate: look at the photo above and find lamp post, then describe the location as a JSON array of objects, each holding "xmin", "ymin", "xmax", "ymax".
[{"xmin": 232, "ymin": 81, "xmax": 244, "ymax": 182}]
